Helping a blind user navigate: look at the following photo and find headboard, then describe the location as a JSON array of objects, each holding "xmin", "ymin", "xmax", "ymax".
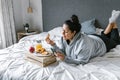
[{"xmin": 42, "ymin": 0, "xmax": 120, "ymax": 31}]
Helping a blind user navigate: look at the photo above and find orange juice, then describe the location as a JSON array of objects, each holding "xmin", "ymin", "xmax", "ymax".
[{"xmin": 36, "ymin": 44, "xmax": 42, "ymax": 50}]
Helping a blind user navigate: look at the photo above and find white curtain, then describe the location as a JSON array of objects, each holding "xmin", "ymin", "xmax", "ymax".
[{"xmin": 0, "ymin": 0, "xmax": 16, "ymax": 49}]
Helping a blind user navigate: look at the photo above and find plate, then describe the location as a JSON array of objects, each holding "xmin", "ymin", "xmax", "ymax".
[
  {"xmin": 34, "ymin": 48, "xmax": 53, "ymax": 57},
  {"xmin": 34, "ymin": 52, "xmax": 52, "ymax": 57}
]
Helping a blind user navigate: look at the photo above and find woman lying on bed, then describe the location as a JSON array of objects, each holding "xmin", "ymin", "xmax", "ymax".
[{"xmin": 46, "ymin": 10, "xmax": 120, "ymax": 65}]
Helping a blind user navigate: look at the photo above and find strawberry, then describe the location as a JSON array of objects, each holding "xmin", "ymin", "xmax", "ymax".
[{"xmin": 29, "ymin": 46, "xmax": 35, "ymax": 53}]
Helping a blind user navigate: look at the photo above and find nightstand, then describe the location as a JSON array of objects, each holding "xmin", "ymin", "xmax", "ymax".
[{"xmin": 17, "ymin": 30, "xmax": 38, "ymax": 41}]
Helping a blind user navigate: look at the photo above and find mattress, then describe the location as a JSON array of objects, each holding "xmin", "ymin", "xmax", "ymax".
[{"xmin": 0, "ymin": 28, "xmax": 120, "ymax": 80}]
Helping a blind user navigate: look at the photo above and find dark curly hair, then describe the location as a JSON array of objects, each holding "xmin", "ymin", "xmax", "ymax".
[{"xmin": 64, "ymin": 15, "xmax": 81, "ymax": 33}]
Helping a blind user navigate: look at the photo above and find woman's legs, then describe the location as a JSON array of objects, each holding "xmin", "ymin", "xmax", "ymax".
[
  {"xmin": 103, "ymin": 10, "xmax": 120, "ymax": 38},
  {"xmin": 103, "ymin": 23, "xmax": 115, "ymax": 35},
  {"xmin": 102, "ymin": 22, "xmax": 119, "ymax": 41},
  {"xmin": 104, "ymin": 10, "xmax": 120, "ymax": 35},
  {"xmin": 100, "ymin": 10, "xmax": 120, "ymax": 51},
  {"xmin": 109, "ymin": 10, "xmax": 120, "ymax": 23}
]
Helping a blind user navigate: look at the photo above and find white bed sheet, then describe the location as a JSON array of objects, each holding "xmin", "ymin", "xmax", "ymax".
[{"xmin": 0, "ymin": 31, "xmax": 120, "ymax": 80}]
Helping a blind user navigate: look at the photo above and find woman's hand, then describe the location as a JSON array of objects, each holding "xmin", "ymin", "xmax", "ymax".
[
  {"xmin": 45, "ymin": 34, "xmax": 55, "ymax": 46},
  {"xmin": 55, "ymin": 52, "xmax": 65, "ymax": 61}
]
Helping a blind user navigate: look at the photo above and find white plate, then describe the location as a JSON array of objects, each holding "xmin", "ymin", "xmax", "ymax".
[
  {"xmin": 34, "ymin": 49, "xmax": 53, "ymax": 57},
  {"xmin": 34, "ymin": 52, "xmax": 52, "ymax": 57}
]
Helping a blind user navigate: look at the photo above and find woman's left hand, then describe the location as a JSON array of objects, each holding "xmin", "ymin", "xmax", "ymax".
[
  {"xmin": 55, "ymin": 52, "xmax": 65, "ymax": 61},
  {"xmin": 45, "ymin": 34, "xmax": 55, "ymax": 46}
]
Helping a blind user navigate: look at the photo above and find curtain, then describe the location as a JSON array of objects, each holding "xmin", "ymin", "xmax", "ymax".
[{"xmin": 0, "ymin": 0, "xmax": 16, "ymax": 49}]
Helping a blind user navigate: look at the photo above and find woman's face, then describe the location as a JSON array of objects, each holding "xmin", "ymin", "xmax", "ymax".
[{"xmin": 62, "ymin": 24, "xmax": 76, "ymax": 41}]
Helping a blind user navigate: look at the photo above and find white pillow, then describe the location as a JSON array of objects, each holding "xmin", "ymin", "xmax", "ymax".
[
  {"xmin": 96, "ymin": 28, "xmax": 104, "ymax": 35},
  {"xmin": 19, "ymin": 32, "xmax": 48, "ymax": 42},
  {"xmin": 81, "ymin": 19, "xmax": 96, "ymax": 34},
  {"xmin": 48, "ymin": 27, "xmax": 63, "ymax": 37}
]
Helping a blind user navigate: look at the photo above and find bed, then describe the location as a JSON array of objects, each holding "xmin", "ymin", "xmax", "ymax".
[{"xmin": 1, "ymin": 22, "xmax": 120, "ymax": 80}]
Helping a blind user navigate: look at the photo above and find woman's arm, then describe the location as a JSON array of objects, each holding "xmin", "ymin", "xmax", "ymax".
[
  {"xmin": 45, "ymin": 34, "xmax": 65, "ymax": 54},
  {"xmin": 56, "ymin": 44, "xmax": 91, "ymax": 65},
  {"xmin": 64, "ymin": 44, "xmax": 93, "ymax": 64},
  {"xmin": 55, "ymin": 49, "xmax": 91, "ymax": 65}
]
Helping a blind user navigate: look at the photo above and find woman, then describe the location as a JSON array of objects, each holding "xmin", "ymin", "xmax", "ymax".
[{"xmin": 46, "ymin": 10, "xmax": 120, "ymax": 65}]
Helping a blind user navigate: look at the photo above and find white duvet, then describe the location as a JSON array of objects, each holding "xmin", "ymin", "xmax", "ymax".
[{"xmin": 0, "ymin": 30, "xmax": 120, "ymax": 80}]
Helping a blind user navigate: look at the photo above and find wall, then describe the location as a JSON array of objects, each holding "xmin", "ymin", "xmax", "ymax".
[
  {"xmin": 12, "ymin": 0, "xmax": 23, "ymax": 32},
  {"xmin": 42, "ymin": 0, "xmax": 120, "ymax": 31},
  {"xmin": 13, "ymin": 0, "xmax": 120, "ymax": 32},
  {"xmin": 13, "ymin": 0, "xmax": 43, "ymax": 32}
]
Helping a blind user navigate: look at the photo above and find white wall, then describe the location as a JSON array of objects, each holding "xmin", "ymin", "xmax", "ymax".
[
  {"xmin": 12, "ymin": 0, "xmax": 23, "ymax": 32},
  {"xmin": 13, "ymin": 0, "xmax": 43, "ymax": 32}
]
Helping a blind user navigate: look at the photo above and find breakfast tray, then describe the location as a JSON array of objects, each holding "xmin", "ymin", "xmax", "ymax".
[{"xmin": 25, "ymin": 52, "xmax": 56, "ymax": 67}]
